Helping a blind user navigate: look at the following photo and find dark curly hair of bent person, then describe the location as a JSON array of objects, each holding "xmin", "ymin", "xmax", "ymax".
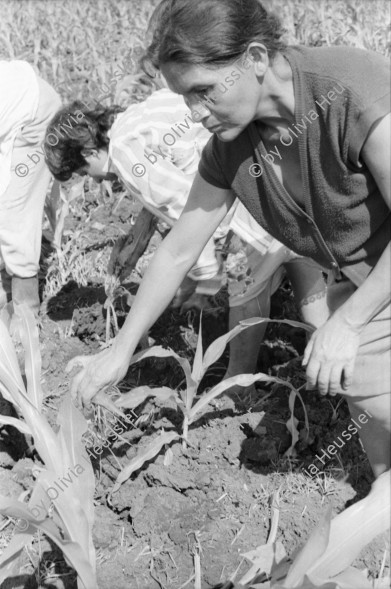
[{"xmin": 43, "ymin": 101, "xmax": 125, "ymax": 182}]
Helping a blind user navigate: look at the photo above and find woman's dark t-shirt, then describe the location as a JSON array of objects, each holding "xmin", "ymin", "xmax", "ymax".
[{"xmin": 198, "ymin": 46, "xmax": 390, "ymax": 286}]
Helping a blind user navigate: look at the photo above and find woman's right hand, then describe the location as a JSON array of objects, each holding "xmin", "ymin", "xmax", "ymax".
[{"xmin": 66, "ymin": 344, "xmax": 130, "ymax": 408}]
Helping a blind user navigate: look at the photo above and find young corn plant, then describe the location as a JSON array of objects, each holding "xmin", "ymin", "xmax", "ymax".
[
  {"xmin": 108, "ymin": 316, "xmax": 313, "ymax": 494},
  {"xmin": 0, "ymin": 304, "xmax": 97, "ymax": 589},
  {"xmin": 215, "ymin": 469, "xmax": 390, "ymax": 588}
]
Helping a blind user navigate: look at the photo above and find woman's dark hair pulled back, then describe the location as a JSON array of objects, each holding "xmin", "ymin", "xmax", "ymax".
[{"xmin": 144, "ymin": 0, "xmax": 286, "ymax": 72}]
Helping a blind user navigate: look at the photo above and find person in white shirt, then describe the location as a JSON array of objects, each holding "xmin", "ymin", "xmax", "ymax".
[
  {"xmin": 44, "ymin": 88, "xmax": 328, "ymax": 383},
  {"xmin": 0, "ymin": 60, "xmax": 61, "ymax": 318}
]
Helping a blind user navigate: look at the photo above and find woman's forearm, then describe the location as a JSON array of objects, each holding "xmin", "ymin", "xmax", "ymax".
[
  {"xmin": 114, "ymin": 239, "xmax": 195, "ymax": 359},
  {"xmin": 335, "ymin": 243, "xmax": 391, "ymax": 330},
  {"xmin": 111, "ymin": 176, "xmax": 234, "ymax": 362}
]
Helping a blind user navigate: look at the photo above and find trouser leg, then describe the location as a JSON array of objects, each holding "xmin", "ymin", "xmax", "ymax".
[{"xmin": 226, "ymin": 286, "xmax": 271, "ymax": 377}]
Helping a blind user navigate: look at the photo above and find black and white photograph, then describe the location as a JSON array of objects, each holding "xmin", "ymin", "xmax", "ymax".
[{"xmin": 0, "ymin": 1, "xmax": 390, "ymax": 587}]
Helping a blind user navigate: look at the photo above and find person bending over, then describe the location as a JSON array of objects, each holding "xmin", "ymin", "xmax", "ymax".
[
  {"xmin": 0, "ymin": 60, "xmax": 61, "ymax": 320},
  {"xmin": 44, "ymin": 88, "xmax": 328, "ymax": 385}
]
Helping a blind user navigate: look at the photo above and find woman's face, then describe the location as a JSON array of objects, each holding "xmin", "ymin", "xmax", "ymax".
[{"xmin": 161, "ymin": 56, "xmax": 264, "ymax": 142}]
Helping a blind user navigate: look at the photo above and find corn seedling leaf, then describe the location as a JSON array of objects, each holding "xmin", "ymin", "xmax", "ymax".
[
  {"xmin": 283, "ymin": 506, "xmax": 332, "ymax": 587},
  {"xmin": 0, "ymin": 496, "xmax": 96, "ymax": 589},
  {"xmin": 191, "ymin": 315, "xmax": 204, "ymax": 383},
  {"xmin": 306, "ymin": 470, "xmax": 391, "ymax": 578},
  {"xmin": 128, "ymin": 345, "xmax": 196, "ymax": 408},
  {"xmin": 284, "ymin": 578, "xmax": 337, "ymax": 588},
  {"xmin": 111, "ymin": 430, "xmax": 179, "ymax": 494},
  {"xmin": 201, "ymin": 324, "xmax": 243, "ymax": 376},
  {"xmin": 239, "ymin": 317, "xmax": 314, "ymax": 333},
  {"xmin": 0, "ymin": 414, "xmax": 32, "ymax": 436},
  {"xmin": 284, "ymin": 388, "xmax": 309, "ymax": 457},
  {"xmin": 115, "ymin": 385, "xmax": 180, "ymax": 410},
  {"xmin": 0, "ymin": 521, "xmax": 36, "ymax": 584},
  {"xmin": 36, "ymin": 473, "xmax": 96, "ymax": 575},
  {"xmin": 0, "ymin": 481, "xmax": 55, "ymax": 583},
  {"xmin": 189, "ymin": 373, "xmax": 294, "ymax": 424},
  {"xmin": 239, "ymin": 541, "xmax": 287, "ymax": 586},
  {"xmin": 0, "ymin": 322, "xmax": 61, "ymax": 473},
  {"xmin": 14, "ymin": 304, "xmax": 43, "ymax": 411},
  {"xmin": 0, "ymin": 319, "xmax": 27, "ymax": 406},
  {"xmin": 310, "ymin": 567, "xmax": 372, "ymax": 589},
  {"xmin": 56, "ymin": 396, "xmax": 95, "ymax": 540},
  {"xmin": 0, "ymin": 310, "xmax": 96, "ymax": 584}
]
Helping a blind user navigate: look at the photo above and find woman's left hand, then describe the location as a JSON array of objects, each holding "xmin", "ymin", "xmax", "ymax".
[{"xmin": 302, "ymin": 313, "xmax": 362, "ymax": 396}]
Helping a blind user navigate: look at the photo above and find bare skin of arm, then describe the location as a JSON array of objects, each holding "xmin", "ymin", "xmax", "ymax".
[
  {"xmin": 68, "ymin": 174, "xmax": 235, "ymax": 407},
  {"xmin": 303, "ymin": 113, "xmax": 391, "ymax": 395}
]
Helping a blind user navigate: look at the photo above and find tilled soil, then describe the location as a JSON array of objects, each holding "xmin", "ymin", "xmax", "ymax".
[{"xmin": 0, "ymin": 191, "xmax": 388, "ymax": 588}]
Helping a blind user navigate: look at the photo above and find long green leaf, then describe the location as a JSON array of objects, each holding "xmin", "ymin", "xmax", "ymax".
[
  {"xmin": 0, "ymin": 307, "xmax": 63, "ymax": 473},
  {"xmin": 306, "ymin": 470, "xmax": 391, "ymax": 578},
  {"xmin": 239, "ymin": 317, "xmax": 314, "ymax": 333},
  {"xmin": 0, "ymin": 414, "xmax": 32, "ymax": 435},
  {"xmin": 0, "ymin": 482, "xmax": 55, "ymax": 583},
  {"xmin": 310, "ymin": 568, "xmax": 372, "ymax": 589},
  {"xmin": 284, "ymin": 389, "xmax": 309, "ymax": 457},
  {"xmin": 201, "ymin": 324, "xmax": 243, "ymax": 375},
  {"xmin": 0, "ymin": 495, "xmax": 96, "ymax": 589},
  {"xmin": 0, "ymin": 319, "xmax": 28, "ymax": 408},
  {"xmin": 239, "ymin": 542, "xmax": 287, "ymax": 586},
  {"xmin": 191, "ymin": 315, "xmax": 204, "ymax": 383},
  {"xmin": 37, "ymin": 473, "xmax": 95, "ymax": 575},
  {"xmin": 189, "ymin": 373, "xmax": 294, "ymax": 424},
  {"xmin": 14, "ymin": 304, "xmax": 43, "ymax": 411},
  {"xmin": 0, "ymin": 382, "xmax": 61, "ymax": 475},
  {"xmin": 128, "ymin": 345, "xmax": 196, "ymax": 407},
  {"xmin": 111, "ymin": 430, "xmax": 179, "ymax": 494},
  {"xmin": 200, "ymin": 317, "xmax": 312, "ymax": 385},
  {"xmin": 56, "ymin": 396, "xmax": 95, "ymax": 551}
]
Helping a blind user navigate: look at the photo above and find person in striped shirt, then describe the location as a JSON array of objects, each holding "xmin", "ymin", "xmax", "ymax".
[{"xmin": 44, "ymin": 88, "xmax": 328, "ymax": 386}]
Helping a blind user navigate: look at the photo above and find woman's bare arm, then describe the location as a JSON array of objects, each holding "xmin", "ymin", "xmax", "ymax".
[{"xmin": 68, "ymin": 174, "xmax": 235, "ymax": 406}]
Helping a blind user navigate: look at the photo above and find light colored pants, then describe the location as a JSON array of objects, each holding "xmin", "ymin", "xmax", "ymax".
[
  {"xmin": 228, "ymin": 240, "xmax": 325, "ymax": 307},
  {"xmin": 0, "ymin": 75, "xmax": 61, "ymax": 307}
]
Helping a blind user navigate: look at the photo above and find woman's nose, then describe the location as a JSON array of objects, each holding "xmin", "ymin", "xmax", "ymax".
[{"xmin": 186, "ymin": 99, "xmax": 211, "ymax": 122}]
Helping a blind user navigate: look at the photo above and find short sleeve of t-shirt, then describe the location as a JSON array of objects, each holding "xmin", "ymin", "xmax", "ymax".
[
  {"xmin": 199, "ymin": 47, "xmax": 390, "ymax": 183},
  {"xmin": 341, "ymin": 50, "xmax": 390, "ymax": 165},
  {"xmin": 198, "ymin": 130, "xmax": 255, "ymax": 191},
  {"xmin": 198, "ymin": 135, "xmax": 231, "ymax": 189}
]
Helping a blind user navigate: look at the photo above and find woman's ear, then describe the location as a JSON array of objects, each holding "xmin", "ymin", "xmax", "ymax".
[{"xmin": 246, "ymin": 42, "xmax": 269, "ymax": 77}]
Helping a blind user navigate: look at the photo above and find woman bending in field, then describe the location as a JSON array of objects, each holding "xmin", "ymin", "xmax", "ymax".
[
  {"xmin": 44, "ymin": 88, "xmax": 327, "ymax": 387},
  {"xmin": 67, "ymin": 0, "xmax": 390, "ymax": 478},
  {"xmin": 0, "ymin": 60, "xmax": 61, "ymax": 320}
]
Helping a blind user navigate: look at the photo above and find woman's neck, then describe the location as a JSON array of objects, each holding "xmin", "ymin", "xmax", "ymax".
[{"xmin": 254, "ymin": 52, "xmax": 295, "ymax": 128}]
